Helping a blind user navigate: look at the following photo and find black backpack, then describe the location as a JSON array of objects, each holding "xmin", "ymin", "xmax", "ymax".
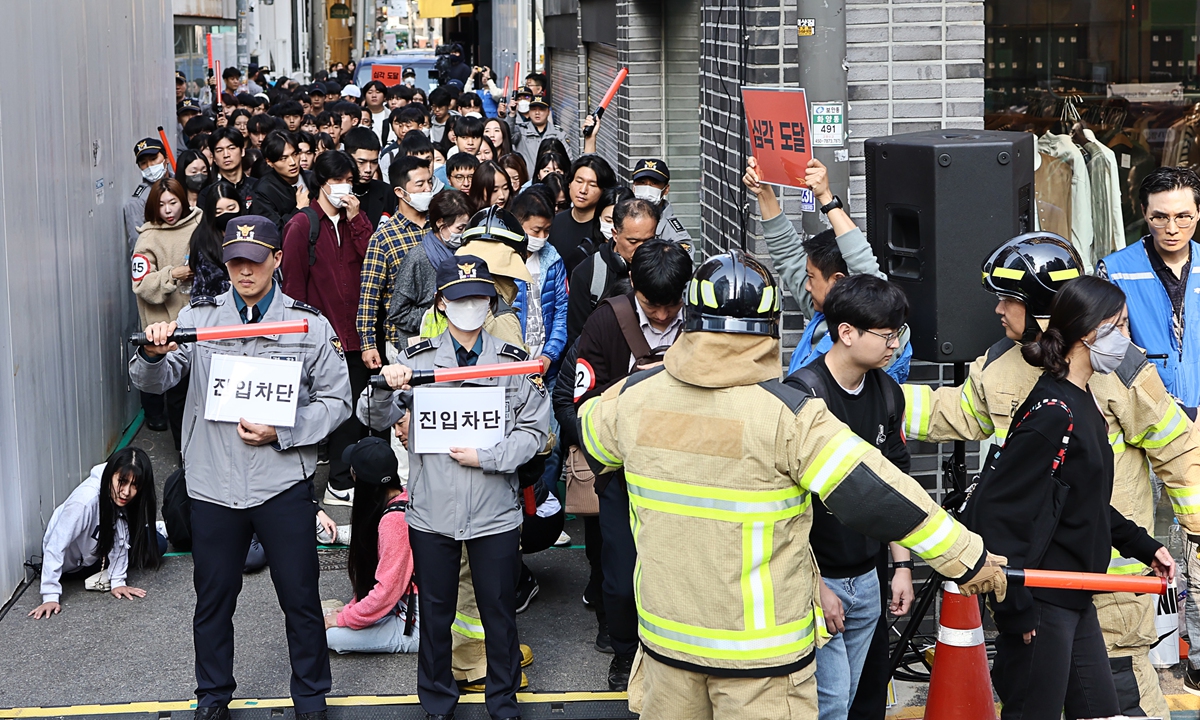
[
  {"xmin": 788, "ymin": 365, "xmax": 897, "ymax": 430},
  {"xmin": 301, "ymin": 207, "xmax": 321, "ymax": 265},
  {"xmin": 161, "ymin": 468, "xmax": 191, "ymax": 551}
]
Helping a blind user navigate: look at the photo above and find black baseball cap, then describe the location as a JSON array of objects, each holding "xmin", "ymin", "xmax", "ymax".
[
  {"xmin": 177, "ymin": 98, "xmax": 202, "ymax": 117},
  {"xmin": 175, "ymin": 70, "xmax": 187, "ymax": 84},
  {"xmin": 633, "ymin": 158, "xmax": 670, "ymax": 184},
  {"xmin": 341, "ymin": 437, "xmax": 401, "ymax": 486},
  {"xmin": 514, "ymin": 86, "xmax": 536, "ymax": 100},
  {"xmin": 528, "ymin": 93, "xmax": 550, "ymax": 108},
  {"xmin": 134, "ymin": 137, "xmax": 165, "ymax": 161},
  {"xmin": 221, "ymin": 215, "xmax": 282, "ymax": 263},
  {"xmin": 436, "ymin": 254, "xmax": 497, "ymax": 300}
]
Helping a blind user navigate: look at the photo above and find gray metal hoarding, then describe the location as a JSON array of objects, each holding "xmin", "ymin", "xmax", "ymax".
[{"xmin": 0, "ymin": 0, "xmax": 173, "ymax": 600}]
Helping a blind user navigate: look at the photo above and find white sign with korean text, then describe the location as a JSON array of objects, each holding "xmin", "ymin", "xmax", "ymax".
[
  {"xmin": 811, "ymin": 103, "xmax": 844, "ymax": 147},
  {"xmin": 412, "ymin": 385, "xmax": 506, "ymax": 454},
  {"xmin": 205, "ymin": 354, "xmax": 303, "ymax": 427}
]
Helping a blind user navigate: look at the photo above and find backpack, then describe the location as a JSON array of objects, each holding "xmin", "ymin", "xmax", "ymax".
[
  {"xmin": 161, "ymin": 468, "xmax": 191, "ymax": 551},
  {"xmin": 300, "ymin": 207, "xmax": 321, "ymax": 266},
  {"xmin": 788, "ymin": 365, "xmax": 898, "ymax": 432}
]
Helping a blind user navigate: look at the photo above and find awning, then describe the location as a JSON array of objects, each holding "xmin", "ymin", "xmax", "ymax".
[{"xmin": 417, "ymin": 0, "xmax": 474, "ymax": 18}]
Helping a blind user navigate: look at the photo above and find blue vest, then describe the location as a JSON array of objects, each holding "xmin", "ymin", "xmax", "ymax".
[
  {"xmin": 1101, "ymin": 238, "xmax": 1200, "ymax": 406},
  {"xmin": 786, "ymin": 311, "xmax": 912, "ymax": 384}
]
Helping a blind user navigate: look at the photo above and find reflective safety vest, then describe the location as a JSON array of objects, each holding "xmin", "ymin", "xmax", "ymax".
[
  {"xmin": 1101, "ymin": 238, "xmax": 1200, "ymax": 407},
  {"xmin": 580, "ymin": 367, "xmax": 983, "ymax": 674},
  {"xmin": 902, "ymin": 339, "xmax": 1196, "ymax": 577}
]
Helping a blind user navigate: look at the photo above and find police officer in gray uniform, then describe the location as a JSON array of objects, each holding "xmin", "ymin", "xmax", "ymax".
[
  {"xmin": 357, "ymin": 255, "xmax": 549, "ymax": 720},
  {"xmin": 631, "ymin": 158, "xmax": 692, "ymax": 246},
  {"xmin": 123, "ymin": 138, "xmax": 171, "ymax": 253},
  {"xmin": 130, "ymin": 215, "xmax": 351, "ymax": 720}
]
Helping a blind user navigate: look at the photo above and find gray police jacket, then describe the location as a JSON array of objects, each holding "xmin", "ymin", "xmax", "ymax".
[
  {"xmin": 656, "ymin": 201, "xmax": 692, "ymax": 245},
  {"xmin": 356, "ymin": 330, "xmax": 550, "ymax": 540},
  {"xmin": 129, "ymin": 287, "xmax": 352, "ymax": 509}
]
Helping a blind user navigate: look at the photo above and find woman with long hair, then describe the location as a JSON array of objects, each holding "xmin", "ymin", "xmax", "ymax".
[
  {"xmin": 188, "ymin": 180, "xmax": 245, "ymax": 298},
  {"xmin": 468, "ymin": 160, "xmax": 512, "ymax": 213},
  {"xmin": 483, "ymin": 117, "xmax": 513, "ymax": 157},
  {"xmin": 324, "ymin": 438, "xmax": 419, "ymax": 654},
  {"xmin": 176, "ymin": 149, "xmax": 212, "ymax": 207},
  {"xmin": 29, "ymin": 447, "xmax": 163, "ymax": 619},
  {"xmin": 532, "ymin": 151, "xmax": 567, "ymax": 182},
  {"xmin": 966, "ymin": 277, "xmax": 1175, "ymax": 719},
  {"xmin": 497, "ymin": 153, "xmax": 529, "ymax": 192},
  {"xmin": 476, "ymin": 135, "xmax": 497, "ymax": 164}
]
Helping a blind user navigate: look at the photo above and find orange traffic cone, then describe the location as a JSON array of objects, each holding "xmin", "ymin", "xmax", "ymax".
[{"xmin": 924, "ymin": 581, "xmax": 997, "ymax": 720}]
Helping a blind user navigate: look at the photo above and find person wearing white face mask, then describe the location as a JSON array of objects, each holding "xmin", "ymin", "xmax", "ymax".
[
  {"xmin": 281, "ymin": 150, "xmax": 373, "ymax": 507},
  {"xmin": 356, "ymin": 156, "xmax": 434, "ymax": 374},
  {"xmin": 389, "ymin": 189, "xmax": 474, "ymax": 339},
  {"xmin": 965, "ymin": 276, "xmax": 1176, "ymax": 720},
  {"xmin": 124, "ymin": 137, "xmax": 172, "ymax": 254},
  {"xmin": 631, "ymin": 158, "xmax": 693, "ymax": 245},
  {"xmin": 357, "ymin": 253, "xmax": 549, "ymax": 720}
]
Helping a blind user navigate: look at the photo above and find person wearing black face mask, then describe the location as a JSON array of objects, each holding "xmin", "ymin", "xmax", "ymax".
[{"xmin": 189, "ymin": 180, "xmax": 245, "ymax": 298}]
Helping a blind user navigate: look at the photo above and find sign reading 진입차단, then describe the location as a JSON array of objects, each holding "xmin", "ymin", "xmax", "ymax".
[
  {"xmin": 741, "ymin": 87, "xmax": 813, "ymax": 189},
  {"xmin": 205, "ymin": 354, "xmax": 303, "ymax": 427},
  {"xmin": 412, "ymin": 385, "xmax": 506, "ymax": 454}
]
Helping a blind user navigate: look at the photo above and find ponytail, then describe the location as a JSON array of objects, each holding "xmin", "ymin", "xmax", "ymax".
[{"xmin": 1021, "ymin": 327, "xmax": 1069, "ymax": 379}]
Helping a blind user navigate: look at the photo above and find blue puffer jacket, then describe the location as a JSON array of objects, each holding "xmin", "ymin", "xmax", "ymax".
[{"xmin": 511, "ymin": 243, "xmax": 569, "ymax": 381}]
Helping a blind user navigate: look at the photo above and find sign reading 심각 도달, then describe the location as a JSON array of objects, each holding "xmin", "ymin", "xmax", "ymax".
[
  {"xmin": 741, "ymin": 87, "xmax": 813, "ymax": 189},
  {"xmin": 372, "ymin": 64, "xmax": 405, "ymax": 86}
]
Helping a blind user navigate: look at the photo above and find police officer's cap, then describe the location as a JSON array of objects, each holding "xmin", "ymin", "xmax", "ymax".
[
  {"xmin": 133, "ymin": 137, "xmax": 165, "ymax": 161},
  {"xmin": 514, "ymin": 86, "xmax": 536, "ymax": 100},
  {"xmin": 177, "ymin": 98, "xmax": 202, "ymax": 117},
  {"xmin": 437, "ymin": 254, "xmax": 497, "ymax": 300},
  {"xmin": 528, "ymin": 93, "xmax": 550, "ymax": 109},
  {"xmin": 981, "ymin": 232, "xmax": 1083, "ymax": 318},
  {"xmin": 632, "ymin": 159, "xmax": 670, "ymax": 184},
  {"xmin": 684, "ymin": 250, "xmax": 781, "ymax": 338},
  {"xmin": 175, "ymin": 70, "xmax": 187, "ymax": 84},
  {"xmin": 221, "ymin": 215, "xmax": 282, "ymax": 263},
  {"xmin": 341, "ymin": 437, "xmax": 400, "ymax": 486}
]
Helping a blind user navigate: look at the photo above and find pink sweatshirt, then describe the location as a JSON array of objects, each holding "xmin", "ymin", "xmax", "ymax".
[{"xmin": 336, "ymin": 493, "xmax": 416, "ymax": 630}]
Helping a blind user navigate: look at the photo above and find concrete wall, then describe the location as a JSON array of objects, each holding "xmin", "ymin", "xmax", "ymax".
[{"xmin": 0, "ymin": 0, "xmax": 173, "ymax": 600}]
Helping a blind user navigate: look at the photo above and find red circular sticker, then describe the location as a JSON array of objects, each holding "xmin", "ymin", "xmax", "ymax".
[
  {"xmin": 130, "ymin": 254, "xmax": 151, "ymax": 281},
  {"xmin": 573, "ymin": 359, "xmax": 595, "ymax": 401}
]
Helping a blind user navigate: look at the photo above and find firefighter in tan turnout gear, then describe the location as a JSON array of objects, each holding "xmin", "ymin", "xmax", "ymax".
[
  {"xmin": 902, "ymin": 232, "xmax": 1200, "ymax": 719},
  {"xmin": 577, "ymin": 251, "xmax": 1007, "ymax": 719}
]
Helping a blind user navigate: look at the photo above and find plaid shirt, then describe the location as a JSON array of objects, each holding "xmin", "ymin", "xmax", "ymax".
[{"xmin": 357, "ymin": 213, "xmax": 426, "ymax": 351}]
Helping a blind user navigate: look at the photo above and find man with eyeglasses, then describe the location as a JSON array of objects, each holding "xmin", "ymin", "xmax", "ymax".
[
  {"xmin": 783, "ymin": 274, "xmax": 915, "ymax": 720},
  {"xmin": 1099, "ymin": 166, "xmax": 1200, "ymax": 408},
  {"xmin": 742, "ymin": 156, "xmax": 912, "ymax": 385}
]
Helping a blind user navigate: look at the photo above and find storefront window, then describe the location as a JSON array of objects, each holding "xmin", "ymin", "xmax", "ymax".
[
  {"xmin": 175, "ymin": 24, "xmax": 236, "ymax": 102},
  {"xmin": 985, "ymin": 0, "xmax": 1200, "ymax": 258}
]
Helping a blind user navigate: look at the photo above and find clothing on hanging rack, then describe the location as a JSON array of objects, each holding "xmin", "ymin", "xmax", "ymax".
[{"xmin": 1038, "ymin": 132, "xmax": 1096, "ymax": 270}]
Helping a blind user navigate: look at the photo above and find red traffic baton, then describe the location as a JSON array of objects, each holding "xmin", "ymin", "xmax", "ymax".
[
  {"xmin": 157, "ymin": 126, "xmax": 176, "ymax": 173},
  {"xmin": 1004, "ymin": 568, "xmax": 1167, "ymax": 595},
  {"xmin": 585, "ymin": 68, "xmax": 628, "ymax": 138},
  {"xmin": 370, "ymin": 359, "xmax": 544, "ymax": 388},
  {"xmin": 129, "ymin": 319, "xmax": 309, "ymax": 346}
]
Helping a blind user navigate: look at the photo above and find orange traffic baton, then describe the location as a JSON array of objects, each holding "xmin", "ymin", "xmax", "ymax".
[
  {"xmin": 129, "ymin": 319, "xmax": 309, "ymax": 346},
  {"xmin": 369, "ymin": 359, "xmax": 543, "ymax": 388},
  {"xmin": 1005, "ymin": 568, "xmax": 1167, "ymax": 595}
]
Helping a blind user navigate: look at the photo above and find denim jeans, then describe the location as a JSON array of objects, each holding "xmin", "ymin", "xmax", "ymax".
[
  {"xmin": 815, "ymin": 569, "xmax": 881, "ymax": 720},
  {"xmin": 326, "ymin": 611, "xmax": 421, "ymax": 654}
]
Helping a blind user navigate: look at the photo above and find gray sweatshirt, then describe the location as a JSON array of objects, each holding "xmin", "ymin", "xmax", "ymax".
[{"xmin": 41, "ymin": 464, "xmax": 129, "ymax": 603}]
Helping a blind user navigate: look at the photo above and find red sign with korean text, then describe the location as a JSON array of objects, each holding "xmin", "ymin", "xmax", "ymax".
[
  {"xmin": 741, "ymin": 87, "xmax": 813, "ymax": 188},
  {"xmin": 372, "ymin": 65, "xmax": 405, "ymax": 86}
]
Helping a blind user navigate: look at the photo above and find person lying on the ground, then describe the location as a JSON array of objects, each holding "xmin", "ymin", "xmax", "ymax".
[
  {"xmin": 30, "ymin": 447, "xmax": 164, "ymax": 619},
  {"xmin": 323, "ymin": 438, "xmax": 419, "ymax": 654}
]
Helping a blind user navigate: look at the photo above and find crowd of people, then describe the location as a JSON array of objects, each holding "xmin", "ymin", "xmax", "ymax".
[{"xmin": 24, "ymin": 54, "xmax": 1200, "ymax": 720}]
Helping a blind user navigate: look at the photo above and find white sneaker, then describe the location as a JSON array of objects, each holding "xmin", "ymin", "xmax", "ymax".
[
  {"xmin": 554, "ymin": 531, "xmax": 572, "ymax": 547},
  {"xmin": 155, "ymin": 520, "xmax": 168, "ymax": 541},
  {"xmin": 316, "ymin": 520, "xmax": 353, "ymax": 546},
  {"xmin": 324, "ymin": 485, "xmax": 354, "ymax": 506},
  {"xmin": 84, "ymin": 569, "xmax": 111, "ymax": 592}
]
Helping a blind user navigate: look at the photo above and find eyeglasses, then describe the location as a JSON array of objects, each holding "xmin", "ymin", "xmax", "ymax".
[
  {"xmin": 451, "ymin": 173, "xmax": 474, "ymax": 182},
  {"xmin": 860, "ymin": 324, "xmax": 907, "ymax": 347},
  {"xmin": 1148, "ymin": 213, "xmax": 1196, "ymax": 229}
]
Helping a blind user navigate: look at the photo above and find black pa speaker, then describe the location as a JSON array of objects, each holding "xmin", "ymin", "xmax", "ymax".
[{"xmin": 865, "ymin": 130, "xmax": 1034, "ymax": 363}]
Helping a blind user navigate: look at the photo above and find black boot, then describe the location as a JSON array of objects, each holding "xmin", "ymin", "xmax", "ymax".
[
  {"xmin": 194, "ymin": 707, "xmax": 230, "ymax": 720},
  {"xmin": 608, "ymin": 652, "xmax": 635, "ymax": 692}
]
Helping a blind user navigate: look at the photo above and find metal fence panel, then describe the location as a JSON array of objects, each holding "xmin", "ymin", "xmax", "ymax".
[{"xmin": 0, "ymin": 0, "xmax": 172, "ymax": 600}]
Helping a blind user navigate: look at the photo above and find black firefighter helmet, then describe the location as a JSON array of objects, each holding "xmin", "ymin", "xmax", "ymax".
[
  {"xmin": 462, "ymin": 206, "xmax": 528, "ymax": 254},
  {"xmin": 981, "ymin": 232, "xmax": 1083, "ymax": 318},
  {"xmin": 684, "ymin": 250, "xmax": 781, "ymax": 338}
]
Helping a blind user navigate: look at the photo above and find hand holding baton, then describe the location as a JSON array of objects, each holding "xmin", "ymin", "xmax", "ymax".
[
  {"xmin": 370, "ymin": 359, "xmax": 544, "ymax": 389},
  {"xmin": 584, "ymin": 68, "xmax": 628, "ymax": 138},
  {"xmin": 1004, "ymin": 568, "xmax": 1167, "ymax": 595},
  {"xmin": 129, "ymin": 319, "xmax": 310, "ymax": 346}
]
